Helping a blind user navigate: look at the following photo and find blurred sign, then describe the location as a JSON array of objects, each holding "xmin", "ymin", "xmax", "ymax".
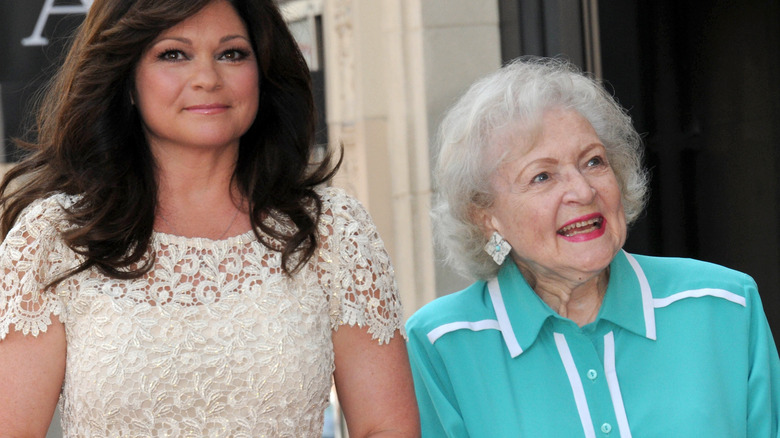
[
  {"xmin": 0, "ymin": 0, "xmax": 89, "ymax": 160},
  {"xmin": 0, "ymin": 0, "xmax": 89, "ymax": 79},
  {"xmin": 280, "ymin": 0, "xmax": 322, "ymax": 72},
  {"xmin": 287, "ymin": 17, "xmax": 319, "ymax": 71},
  {"xmin": 22, "ymin": 0, "xmax": 92, "ymax": 46}
]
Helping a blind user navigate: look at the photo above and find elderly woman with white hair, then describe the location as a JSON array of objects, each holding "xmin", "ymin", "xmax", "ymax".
[{"xmin": 405, "ymin": 57, "xmax": 780, "ymax": 437}]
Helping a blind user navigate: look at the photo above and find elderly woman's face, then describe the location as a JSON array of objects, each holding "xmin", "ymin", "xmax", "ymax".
[{"xmin": 481, "ymin": 108, "xmax": 626, "ymax": 285}]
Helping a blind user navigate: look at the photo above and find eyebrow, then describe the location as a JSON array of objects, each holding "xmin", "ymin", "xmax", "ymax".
[
  {"xmin": 153, "ymin": 35, "xmax": 250, "ymax": 45},
  {"xmin": 580, "ymin": 142, "xmax": 607, "ymax": 155},
  {"xmin": 510, "ymin": 142, "xmax": 606, "ymax": 177}
]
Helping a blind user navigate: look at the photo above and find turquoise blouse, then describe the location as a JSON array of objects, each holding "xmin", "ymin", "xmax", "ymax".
[{"xmin": 406, "ymin": 251, "xmax": 780, "ymax": 437}]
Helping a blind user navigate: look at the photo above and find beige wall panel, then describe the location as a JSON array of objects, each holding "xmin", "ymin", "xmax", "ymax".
[
  {"xmin": 418, "ymin": 9, "xmax": 502, "ymax": 300},
  {"xmin": 323, "ymin": 0, "xmax": 502, "ymax": 315},
  {"xmin": 419, "ymin": 0, "xmax": 499, "ymax": 27},
  {"xmin": 422, "ymin": 26, "xmax": 502, "ymax": 134},
  {"xmin": 360, "ymin": 117, "xmax": 395, "ymax": 255}
]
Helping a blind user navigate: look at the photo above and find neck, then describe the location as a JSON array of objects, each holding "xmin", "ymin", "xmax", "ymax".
[
  {"xmin": 523, "ymin": 266, "xmax": 610, "ymax": 327},
  {"xmin": 153, "ymin": 141, "xmax": 239, "ymax": 198},
  {"xmin": 152, "ymin": 142, "xmax": 249, "ymax": 239}
]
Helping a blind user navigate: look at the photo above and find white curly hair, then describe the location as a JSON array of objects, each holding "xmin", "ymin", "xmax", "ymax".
[{"xmin": 433, "ymin": 56, "xmax": 649, "ymax": 280}]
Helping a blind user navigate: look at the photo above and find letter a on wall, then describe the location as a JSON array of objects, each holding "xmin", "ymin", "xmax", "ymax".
[
  {"xmin": 0, "ymin": 0, "xmax": 89, "ymax": 160},
  {"xmin": 22, "ymin": 0, "xmax": 93, "ymax": 46}
]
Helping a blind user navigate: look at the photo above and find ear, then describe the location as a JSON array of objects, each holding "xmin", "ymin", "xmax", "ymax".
[
  {"xmin": 470, "ymin": 205, "xmax": 501, "ymax": 239},
  {"xmin": 129, "ymin": 79, "xmax": 137, "ymax": 105}
]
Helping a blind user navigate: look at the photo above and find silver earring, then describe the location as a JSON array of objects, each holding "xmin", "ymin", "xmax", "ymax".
[{"xmin": 484, "ymin": 231, "xmax": 511, "ymax": 265}]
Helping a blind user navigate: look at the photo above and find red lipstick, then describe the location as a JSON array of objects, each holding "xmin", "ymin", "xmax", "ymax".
[{"xmin": 557, "ymin": 213, "xmax": 606, "ymax": 242}]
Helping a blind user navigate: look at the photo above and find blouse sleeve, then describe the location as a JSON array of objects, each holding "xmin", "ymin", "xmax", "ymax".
[
  {"xmin": 406, "ymin": 317, "xmax": 469, "ymax": 436},
  {"xmin": 317, "ymin": 187, "xmax": 405, "ymax": 344},
  {"xmin": 744, "ymin": 278, "xmax": 780, "ymax": 437},
  {"xmin": 0, "ymin": 196, "xmax": 72, "ymax": 340}
]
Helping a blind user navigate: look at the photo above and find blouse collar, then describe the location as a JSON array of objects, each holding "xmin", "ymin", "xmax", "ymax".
[{"xmin": 488, "ymin": 250, "xmax": 657, "ymax": 359}]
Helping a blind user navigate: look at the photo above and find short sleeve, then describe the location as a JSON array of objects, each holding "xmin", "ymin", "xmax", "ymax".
[
  {"xmin": 317, "ymin": 187, "xmax": 404, "ymax": 344},
  {"xmin": 0, "ymin": 196, "xmax": 74, "ymax": 340},
  {"xmin": 406, "ymin": 317, "xmax": 469, "ymax": 437}
]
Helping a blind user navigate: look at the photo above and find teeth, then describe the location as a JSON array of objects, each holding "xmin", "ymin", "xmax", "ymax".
[{"xmin": 559, "ymin": 217, "xmax": 602, "ymax": 236}]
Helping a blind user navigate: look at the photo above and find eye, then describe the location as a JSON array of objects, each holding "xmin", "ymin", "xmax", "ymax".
[
  {"xmin": 157, "ymin": 49, "xmax": 187, "ymax": 62},
  {"xmin": 531, "ymin": 172, "xmax": 550, "ymax": 184},
  {"xmin": 220, "ymin": 48, "xmax": 251, "ymax": 61},
  {"xmin": 586, "ymin": 156, "xmax": 605, "ymax": 167}
]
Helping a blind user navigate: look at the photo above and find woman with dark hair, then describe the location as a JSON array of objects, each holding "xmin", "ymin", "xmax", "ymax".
[{"xmin": 0, "ymin": 0, "xmax": 419, "ymax": 436}]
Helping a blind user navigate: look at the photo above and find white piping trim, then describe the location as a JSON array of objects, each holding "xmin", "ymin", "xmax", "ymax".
[
  {"xmin": 604, "ymin": 332, "xmax": 632, "ymax": 437},
  {"xmin": 488, "ymin": 278, "xmax": 523, "ymax": 357},
  {"xmin": 426, "ymin": 319, "xmax": 501, "ymax": 344},
  {"xmin": 623, "ymin": 252, "xmax": 657, "ymax": 340},
  {"xmin": 554, "ymin": 333, "xmax": 596, "ymax": 438},
  {"xmin": 653, "ymin": 288, "xmax": 746, "ymax": 308}
]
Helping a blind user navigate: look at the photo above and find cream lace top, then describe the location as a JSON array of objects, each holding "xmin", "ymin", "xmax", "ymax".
[{"xmin": 0, "ymin": 187, "xmax": 404, "ymax": 437}]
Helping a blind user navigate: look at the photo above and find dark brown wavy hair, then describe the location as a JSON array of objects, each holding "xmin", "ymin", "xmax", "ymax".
[{"xmin": 0, "ymin": 0, "xmax": 339, "ymax": 279}]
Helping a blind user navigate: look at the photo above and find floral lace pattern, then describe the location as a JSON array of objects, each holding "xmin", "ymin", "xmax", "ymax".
[{"xmin": 0, "ymin": 187, "xmax": 404, "ymax": 437}]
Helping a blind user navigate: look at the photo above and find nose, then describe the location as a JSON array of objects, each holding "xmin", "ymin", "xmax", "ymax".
[
  {"xmin": 562, "ymin": 168, "xmax": 596, "ymax": 204},
  {"xmin": 191, "ymin": 59, "xmax": 222, "ymax": 91}
]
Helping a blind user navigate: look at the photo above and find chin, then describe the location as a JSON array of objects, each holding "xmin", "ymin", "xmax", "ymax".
[{"xmin": 578, "ymin": 246, "xmax": 620, "ymax": 272}]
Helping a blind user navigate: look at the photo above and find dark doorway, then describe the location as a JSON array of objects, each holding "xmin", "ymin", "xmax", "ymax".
[{"xmin": 599, "ymin": 0, "xmax": 780, "ymax": 339}]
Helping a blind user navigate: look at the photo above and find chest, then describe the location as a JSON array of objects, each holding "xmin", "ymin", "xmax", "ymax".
[
  {"xmin": 442, "ymin": 326, "xmax": 749, "ymax": 438},
  {"xmin": 56, "ymin": 251, "xmax": 335, "ymax": 435}
]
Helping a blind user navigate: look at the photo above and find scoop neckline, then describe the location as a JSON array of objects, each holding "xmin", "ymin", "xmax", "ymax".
[{"xmin": 152, "ymin": 229, "xmax": 257, "ymax": 246}]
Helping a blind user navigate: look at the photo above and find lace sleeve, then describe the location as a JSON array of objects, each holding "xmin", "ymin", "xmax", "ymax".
[
  {"xmin": 318, "ymin": 188, "xmax": 405, "ymax": 344},
  {"xmin": 0, "ymin": 196, "xmax": 72, "ymax": 340}
]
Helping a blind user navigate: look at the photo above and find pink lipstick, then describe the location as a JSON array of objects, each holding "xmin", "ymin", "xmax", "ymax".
[{"xmin": 184, "ymin": 103, "xmax": 229, "ymax": 115}]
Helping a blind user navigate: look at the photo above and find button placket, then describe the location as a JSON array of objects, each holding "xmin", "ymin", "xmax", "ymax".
[{"xmin": 554, "ymin": 325, "xmax": 620, "ymax": 438}]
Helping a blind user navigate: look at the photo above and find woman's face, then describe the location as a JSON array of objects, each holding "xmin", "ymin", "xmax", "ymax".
[
  {"xmin": 479, "ymin": 107, "xmax": 627, "ymax": 286},
  {"xmin": 133, "ymin": 0, "xmax": 259, "ymax": 154}
]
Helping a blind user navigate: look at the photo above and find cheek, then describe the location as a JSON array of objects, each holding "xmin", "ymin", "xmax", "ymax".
[
  {"xmin": 133, "ymin": 74, "xmax": 154, "ymax": 125},
  {"xmin": 234, "ymin": 67, "xmax": 260, "ymax": 103},
  {"xmin": 135, "ymin": 70, "xmax": 178, "ymax": 114},
  {"xmin": 603, "ymin": 183, "xmax": 627, "ymax": 239},
  {"xmin": 492, "ymin": 196, "xmax": 547, "ymax": 239},
  {"xmin": 606, "ymin": 183, "xmax": 625, "ymax": 215}
]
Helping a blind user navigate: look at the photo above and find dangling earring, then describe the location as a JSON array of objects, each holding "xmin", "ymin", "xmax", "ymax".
[{"xmin": 484, "ymin": 231, "xmax": 511, "ymax": 265}]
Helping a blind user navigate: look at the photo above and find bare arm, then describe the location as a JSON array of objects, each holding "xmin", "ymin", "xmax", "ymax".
[
  {"xmin": 333, "ymin": 326, "xmax": 420, "ymax": 438},
  {"xmin": 0, "ymin": 318, "xmax": 66, "ymax": 437}
]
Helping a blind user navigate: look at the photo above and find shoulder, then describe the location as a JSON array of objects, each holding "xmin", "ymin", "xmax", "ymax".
[
  {"xmin": 406, "ymin": 281, "xmax": 493, "ymax": 339},
  {"xmin": 6, "ymin": 193, "xmax": 75, "ymax": 239},
  {"xmin": 625, "ymin": 253, "xmax": 758, "ymax": 308},
  {"xmin": 315, "ymin": 185, "xmax": 368, "ymax": 220},
  {"xmin": 311, "ymin": 185, "xmax": 389, "ymax": 268},
  {"xmin": 1, "ymin": 193, "xmax": 78, "ymax": 269},
  {"xmin": 630, "ymin": 253, "xmax": 755, "ymax": 294},
  {"xmin": 314, "ymin": 185, "xmax": 379, "ymax": 244}
]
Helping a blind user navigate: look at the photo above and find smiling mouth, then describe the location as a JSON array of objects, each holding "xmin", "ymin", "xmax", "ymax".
[{"xmin": 557, "ymin": 216, "xmax": 604, "ymax": 237}]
